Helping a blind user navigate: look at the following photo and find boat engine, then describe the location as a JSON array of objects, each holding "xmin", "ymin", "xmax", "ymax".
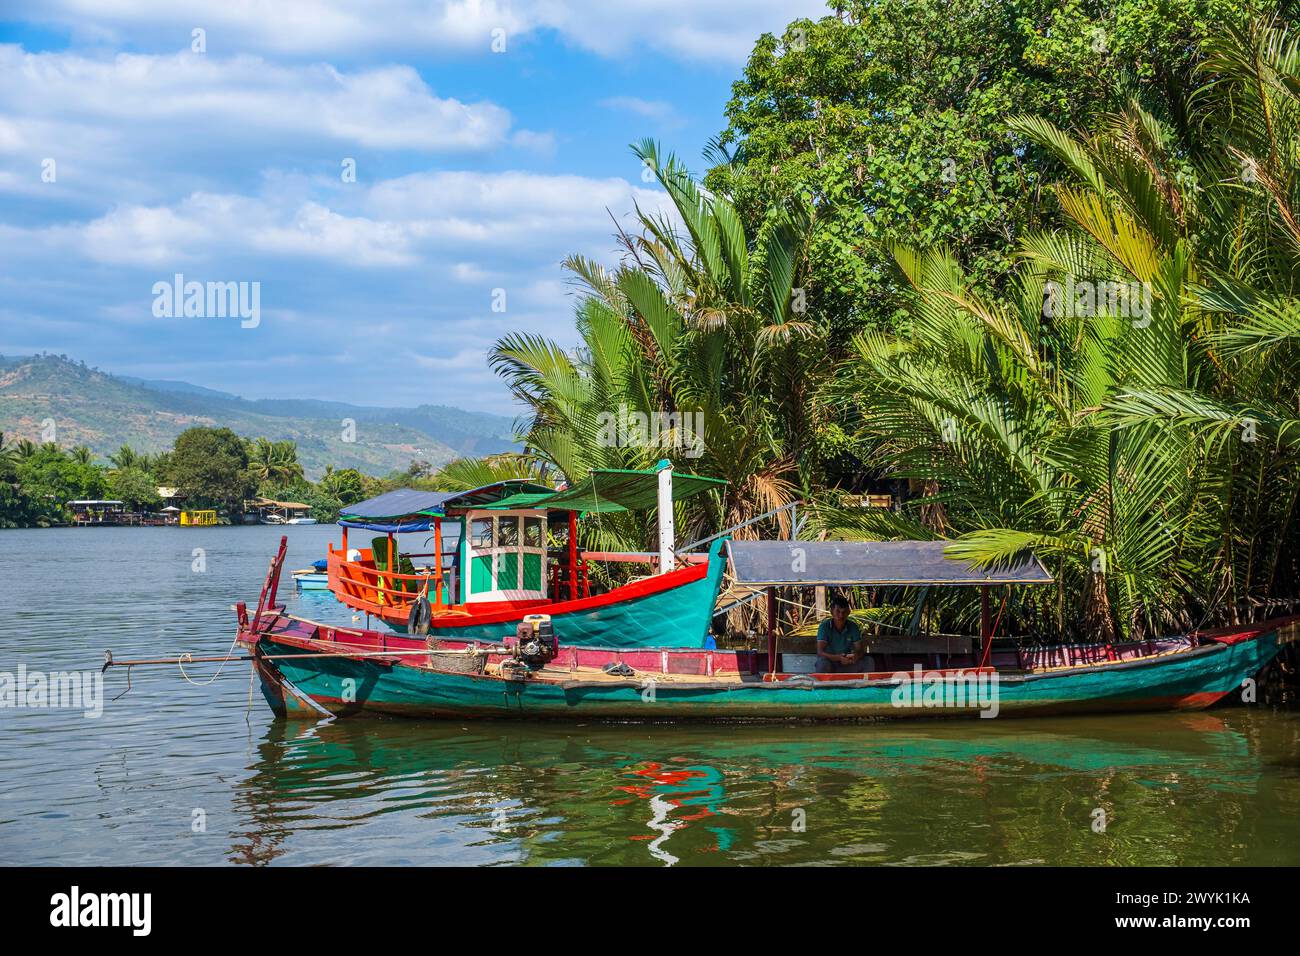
[{"xmin": 514, "ymin": 614, "xmax": 557, "ymax": 669}]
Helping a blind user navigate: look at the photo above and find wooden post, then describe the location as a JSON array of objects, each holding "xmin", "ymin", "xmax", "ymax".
[
  {"xmin": 980, "ymin": 585, "xmax": 991, "ymax": 666},
  {"xmin": 766, "ymin": 587, "xmax": 778, "ymax": 677},
  {"xmin": 656, "ymin": 460, "xmax": 675, "ymax": 573},
  {"xmin": 433, "ymin": 517, "xmax": 443, "ymax": 608},
  {"xmin": 386, "ymin": 533, "xmax": 395, "ymax": 605},
  {"xmin": 567, "ymin": 511, "xmax": 578, "ymax": 601}
]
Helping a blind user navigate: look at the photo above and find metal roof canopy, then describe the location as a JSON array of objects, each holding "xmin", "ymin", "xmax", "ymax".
[
  {"xmin": 726, "ymin": 539, "xmax": 1053, "ymax": 587},
  {"xmin": 483, "ymin": 465, "xmax": 726, "ymax": 515},
  {"xmin": 338, "ymin": 482, "xmax": 560, "ymax": 533}
]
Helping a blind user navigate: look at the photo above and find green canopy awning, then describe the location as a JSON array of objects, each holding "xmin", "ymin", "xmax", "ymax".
[{"xmin": 481, "ymin": 464, "xmax": 726, "ymax": 514}]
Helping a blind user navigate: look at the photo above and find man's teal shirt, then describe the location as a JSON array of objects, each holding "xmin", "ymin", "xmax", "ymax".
[{"xmin": 816, "ymin": 618, "xmax": 861, "ymax": 655}]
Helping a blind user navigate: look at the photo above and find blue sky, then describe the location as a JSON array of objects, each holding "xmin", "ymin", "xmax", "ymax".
[{"xmin": 0, "ymin": 1, "xmax": 827, "ymax": 414}]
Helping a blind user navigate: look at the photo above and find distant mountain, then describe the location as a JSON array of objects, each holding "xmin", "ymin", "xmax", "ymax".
[
  {"xmin": 0, "ymin": 354, "xmax": 519, "ymax": 479},
  {"xmin": 116, "ymin": 375, "xmax": 243, "ymax": 402}
]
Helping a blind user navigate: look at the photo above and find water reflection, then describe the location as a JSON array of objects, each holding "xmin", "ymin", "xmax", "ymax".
[{"xmin": 227, "ymin": 711, "xmax": 1300, "ymax": 866}]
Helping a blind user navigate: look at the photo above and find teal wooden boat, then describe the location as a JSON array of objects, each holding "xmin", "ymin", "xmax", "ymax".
[
  {"xmin": 245, "ymin": 619, "xmax": 1288, "ymax": 721},
  {"xmin": 235, "ymin": 537, "xmax": 1297, "ymax": 722},
  {"xmin": 316, "ymin": 463, "xmax": 730, "ymax": 650}
]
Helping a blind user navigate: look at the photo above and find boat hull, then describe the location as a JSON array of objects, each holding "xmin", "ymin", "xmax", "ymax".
[{"xmin": 248, "ymin": 620, "xmax": 1289, "ymax": 722}]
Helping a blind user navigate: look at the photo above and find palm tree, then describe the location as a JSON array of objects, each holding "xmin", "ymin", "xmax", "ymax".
[
  {"xmin": 825, "ymin": 15, "xmax": 1300, "ymax": 640},
  {"xmin": 491, "ymin": 140, "xmax": 816, "ymax": 553},
  {"xmin": 248, "ymin": 438, "xmax": 304, "ymax": 488},
  {"xmin": 1013, "ymin": 17, "xmax": 1300, "ymax": 625},
  {"xmin": 70, "ymin": 445, "xmax": 94, "ymax": 466},
  {"xmin": 827, "ymin": 242, "xmax": 1202, "ymax": 642},
  {"xmin": 0, "ymin": 433, "xmax": 17, "ymax": 473},
  {"xmin": 316, "ymin": 466, "xmax": 366, "ymax": 507},
  {"xmin": 108, "ymin": 445, "xmax": 140, "ymax": 471},
  {"xmin": 430, "ymin": 454, "xmax": 551, "ymax": 492}
]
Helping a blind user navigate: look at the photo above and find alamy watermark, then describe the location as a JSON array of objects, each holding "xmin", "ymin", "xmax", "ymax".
[
  {"xmin": 594, "ymin": 404, "xmax": 705, "ymax": 458},
  {"xmin": 890, "ymin": 665, "xmax": 1000, "ymax": 718},
  {"xmin": 152, "ymin": 274, "xmax": 261, "ymax": 328},
  {"xmin": 50, "ymin": 886, "xmax": 150, "ymax": 936},
  {"xmin": 1, "ymin": 664, "xmax": 103, "ymax": 718},
  {"xmin": 1043, "ymin": 277, "xmax": 1151, "ymax": 328}
]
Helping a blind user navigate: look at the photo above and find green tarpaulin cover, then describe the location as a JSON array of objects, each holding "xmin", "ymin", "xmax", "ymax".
[{"xmin": 483, "ymin": 464, "xmax": 725, "ymax": 514}]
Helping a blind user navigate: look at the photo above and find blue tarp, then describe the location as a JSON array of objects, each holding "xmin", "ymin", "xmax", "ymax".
[{"xmin": 337, "ymin": 489, "xmax": 453, "ymax": 532}]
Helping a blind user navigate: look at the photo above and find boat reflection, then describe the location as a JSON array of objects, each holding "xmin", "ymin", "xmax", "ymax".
[{"xmin": 228, "ymin": 711, "xmax": 1280, "ymax": 866}]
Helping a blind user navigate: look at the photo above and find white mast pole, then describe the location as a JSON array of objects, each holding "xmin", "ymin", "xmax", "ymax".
[{"xmin": 656, "ymin": 460, "xmax": 675, "ymax": 573}]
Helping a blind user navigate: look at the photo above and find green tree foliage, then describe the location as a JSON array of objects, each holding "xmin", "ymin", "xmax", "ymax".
[
  {"xmin": 13, "ymin": 444, "xmax": 104, "ymax": 524},
  {"xmin": 170, "ymin": 426, "xmax": 253, "ymax": 511},
  {"xmin": 0, "ymin": 432, "xmax": 35, "ymax": 527},
  {"xmin": 107, "ymin": 466, "xmax": 161, "ymax": 511},
  {"xmin": 247, "ymin": 437, "xmax": 305, "ymax": 490},
  {"xmin": 491, "ymin": 140, "xmax": 816, "ymax": 553},
  {"xmin": 824, "ymin": 14, "xmax": 1300, "ymax": 641},
  {"xmin": 430, "ymin": 454, "xmax": 550, "ymax": 492},
  {"xmin": 706, "ymin": 0, "xmax": 1265, "ymax": 342},
  {"xmin": 316, "ymin": 466, "xmax": 368, "ymax": 506}
]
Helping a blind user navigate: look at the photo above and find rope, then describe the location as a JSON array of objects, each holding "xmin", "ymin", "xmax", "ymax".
[
  {"xmin": 177, "ymin": 630, "xmax": 242, "ymax": 687},
  {"xmin": 978, "ymin": 590, "xmax": 1009, "ymax": 669}
]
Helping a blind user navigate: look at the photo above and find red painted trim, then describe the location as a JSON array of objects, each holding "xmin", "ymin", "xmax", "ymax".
[
  {"xmin": 423, "ymin": 557, "xmax": 709, "ymax": 629},
  {"xmin": 326, "ymin": 541, "xmax": 711, "ymax": 627},
  {"xmin": 1194, "ymin": 614, "xmax": 1300, "ymax": 644},
  {"xmin": 763, "ymin": 667, "xmax": 997, "ymax": 683}
]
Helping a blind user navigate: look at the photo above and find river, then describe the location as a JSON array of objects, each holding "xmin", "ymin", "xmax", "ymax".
[{"xmin": 2, "ymin": 525, "xmax": 1298, "ymax": 866}]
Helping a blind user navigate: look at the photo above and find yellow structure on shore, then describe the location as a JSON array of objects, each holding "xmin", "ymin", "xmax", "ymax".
[{"xmin": 180, "ymin": 510, "xmax": 218, "ymax": 526}]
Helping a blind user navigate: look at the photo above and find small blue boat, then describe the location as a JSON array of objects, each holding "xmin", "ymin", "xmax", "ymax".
[{"xmin": 292, "ymin": 560, "xmax": 330, "ymax": 590}]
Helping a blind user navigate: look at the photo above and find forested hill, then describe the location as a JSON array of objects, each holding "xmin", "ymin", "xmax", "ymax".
[{"xmin": 0, "ymin": 354, "xmax": 518, "ymax": 479}]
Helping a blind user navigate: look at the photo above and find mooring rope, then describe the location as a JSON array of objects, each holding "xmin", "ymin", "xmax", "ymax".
[{"xmin": 176, "ymin": 630, "xmax": 243, "ymax": 687}]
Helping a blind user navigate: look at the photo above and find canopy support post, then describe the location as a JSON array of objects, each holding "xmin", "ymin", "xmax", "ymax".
[
  {"xmin": 766, "ymin": 587, "xmax": 777, "ymax": 678},
  {"xmin": 433, "ymin": 517, "xmax": 443, "ymax": 609},
  {"xmin": 568, "ymin": 511, "xmax": 578, "ymax": 601},
  {"xmin": 386, "ymin": 533, "xmax": 394, "ymax": 605},
  {"xmin": 656, "ymin": 460, "xmax": 675, "ymax": 574},
  {"xmin": 980, "ymin": 585, "xmax": 991, "ymax": 666},
  {"xmin": 341, "ymin": 526, "xmax": 348, "ymax": 555}
]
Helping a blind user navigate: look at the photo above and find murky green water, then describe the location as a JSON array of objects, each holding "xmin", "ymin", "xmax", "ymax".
[{"xmin": 2, "ymin": 526, "xmax": 1299, "ymax": 866}]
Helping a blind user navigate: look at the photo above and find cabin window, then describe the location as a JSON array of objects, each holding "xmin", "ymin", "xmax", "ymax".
[
  {"xmin": 464, "ymin": 510, "xmax": 548, "ymax": 601},
  {"xmin": 524, "ymin": 517, "xmax": 543, "ymax": 547},
  {"xmin": 499, "ymin": 516, "xmax": 519, "ymax": 547}
]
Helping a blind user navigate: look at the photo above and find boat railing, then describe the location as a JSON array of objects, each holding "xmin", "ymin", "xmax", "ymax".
[
  {"xmin": 327, "ymin": 544, "xmax": 712, "ymax": 616},
  {"xmin": 550, "ymin": 559, "xmax": 591, "ymax": 600},
  {"xmin": 327, "ymin": 549, "xmax": 454, "ymax": 614}
]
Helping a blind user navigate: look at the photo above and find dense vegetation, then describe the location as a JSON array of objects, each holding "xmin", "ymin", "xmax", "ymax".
[
  {"xmin": 493, "ymin": 5, "xmax": 1300, "ymax": 641},
  {"xmin": 5, "ymin": 4, "xmax": 1297, "ymax": 646},
  {"xmin": 0, "ymin": 426, "xmax": 508, "ymax": 527}
]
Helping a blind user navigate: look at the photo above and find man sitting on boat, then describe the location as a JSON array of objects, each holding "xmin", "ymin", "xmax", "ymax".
[{"xmin": 816, "ymin": 595, "xmax": 863, "ymax": 673}]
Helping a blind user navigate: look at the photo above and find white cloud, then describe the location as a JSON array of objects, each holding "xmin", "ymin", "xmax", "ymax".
[
  {"xmin": 0, "ymin": 165, "xmax": 676, "ymax": 409},
  {"xmin": 28, "ymin": 0, "xmax": 530, "ymax": 58},
  {"xmin": 364, "ymin": 169, "xmax": 671, "ymax": 253},
  {"xmin": 25, "ymin": 0, "xmax": 830, "ymax": 64},
  {"xmin": 0, "ymin": 45, "xmax": 511, "ymax": 154}
]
